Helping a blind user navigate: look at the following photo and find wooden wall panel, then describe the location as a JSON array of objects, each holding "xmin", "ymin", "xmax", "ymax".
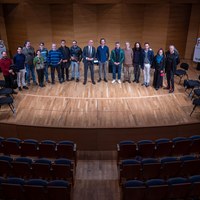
[
  {"xmin": 50, "ymin": 4, "xmax": 73, "ymax": 47},
  {"xmin": 1, "ymin": 2, "xmax": 199, "ymax": 59},
  {"xmin": 166, "ymin": 4, "xmax": 191, "ymax": 58},
  {"xmin": 0, "ymin": 4, "xmax": 8, "ymax": 50},
  {"xmin": 142, "ymin": 4, "xmax": 170, "ymax": 52},
  {"xmin": 185, "ymin": 4, "xmax": 200, "ymax": 59},
  {"xmin": 120, "ymin": 4, "xmax": 144, "ymax": 48},
  {"xmin": 3, "ymin": 4, "xmax": 28, "ymax": 56},
  {"xmin": 73, "ymin": 4, "xmax": 97, "ymax": 48},
  {"xmin": 23, "ymin": 3, "xmax": 53, "ymax": 50},
  {"xmin": 97, "ymin": 4, "xmax": 121, "ymax": 48}
]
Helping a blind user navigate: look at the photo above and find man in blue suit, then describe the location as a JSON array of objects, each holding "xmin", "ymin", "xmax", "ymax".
[{"xmin": 82, "ymin": 40, "xmax": 96, "ymax": 85}]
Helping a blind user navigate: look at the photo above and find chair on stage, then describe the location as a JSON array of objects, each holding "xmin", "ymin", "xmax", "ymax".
[
  {"xmin": 175, "ymin": 62, "xmax": 189, "ymax": 84},
  {"xmin": 184, "ymin": 75, "xmax": 200, "ymax": 97},
  {"xmin": 145, "ymin": 179, "xmax": 168, "ymax": 200},
  {"xmin": 190, "ymin": 98, "xmax": 200, "ymax": 116},
  {"xmin": 0, "ymin": 80, "xmax": 5, "ymax": 88},
  {"xmin": 0, "ymin": 96, "xmax": 15, "ymax": 113},
  {"xmin": 47, "ymin": 180, "xmax": 71, "ymax": 200}
]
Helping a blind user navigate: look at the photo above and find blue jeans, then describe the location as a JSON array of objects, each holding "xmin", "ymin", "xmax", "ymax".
[
  {"xmin": 71, "ymin": 61, "xmax": 80, "ymax": 79},
  {"xmin": 44, "ymin": 62, "xmax": 49, "ymax": 81},
  {"xmin": 25, "ymin": 64, "xmax": 37, "ymax": 84},
  {"xmin": 112, "ymin": 64, "xmax": 122, "ymax": 80}
]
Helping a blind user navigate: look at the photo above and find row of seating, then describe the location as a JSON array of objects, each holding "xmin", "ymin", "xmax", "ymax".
[
  {"xmin": 119, "ymin": 155, "xmax": 200, "ymax": 184},
  {"xmin": 117, "ymin": 135, "xmax": 200, "ymax": 162},
  {"xmin": 0, "ymin": 177, "xmax": 71, "ymax": 200},
  {"xmin": 122, "ymin": 175, "xmax": 200, "ymax": 200},
  {"xmin": 0, "ymin": 156, "xmax": 74, "ymax": 184},
  {"xmin": 0, "ymin": 137, "xmax": 77, "ymax": 163}
]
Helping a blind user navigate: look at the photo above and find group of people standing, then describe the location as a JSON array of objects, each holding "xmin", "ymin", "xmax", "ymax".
[{"xmin": 0, "ymin": 38, "xmax": 180, "ymax": 94}]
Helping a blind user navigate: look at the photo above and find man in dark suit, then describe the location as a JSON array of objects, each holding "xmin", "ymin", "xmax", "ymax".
[{"xmin": 82, "ymin": 40, "xmax": 96, "ymax": 85}]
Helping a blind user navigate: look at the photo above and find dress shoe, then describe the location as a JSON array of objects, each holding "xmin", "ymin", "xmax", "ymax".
[
  {"xmin": 104, "ymin": 78, "xmax": 108, "ymax": 82},
  {"xmin": 128, "ymin": 80, "xmax": 131, "ymax": 83},
  {"xmin": 133, "ymin": 79, "xmax": 136, "ymax": 83},
  {"xmin": 23, "ymin": 86, "xmax": 29, "ymax": 90},
  {"xmin": 83, "ymin": 81, "xmax": 87, "ymax": 85},
  {"xmin": 123, "ymin": 80, "xmax": 126, "ymax": 83},
  {"xmin": 92, "ymin": 81, "xmax": 96, "ymax": 85},
  {"xmin": 97, "ymin": 78, "xmax": 101, "ymax": 83}
]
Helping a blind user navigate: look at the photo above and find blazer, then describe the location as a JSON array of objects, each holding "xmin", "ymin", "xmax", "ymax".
[
  {"xmin": 141, "ymin": 49, "xmax": 154, "ymax": 69},
  {"xmin": 110, "ymin": 48, "xmax": 125, "ymax": 65},
  {"xmin": 82, "ymin": 46, "xmax": 96, "ymax": 64}
]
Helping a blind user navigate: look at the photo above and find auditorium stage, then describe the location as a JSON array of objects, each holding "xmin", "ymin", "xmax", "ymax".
[{"xmin": 0, "ymin": 60, "xmax": 200, "ymax": 150}]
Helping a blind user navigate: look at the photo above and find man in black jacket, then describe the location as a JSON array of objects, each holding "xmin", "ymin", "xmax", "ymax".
[
  {"xmin": 58, "ymin": 40, "xmax": 71, "ymax": 82},
  {"xmin": 165, "ymin": 45, "xmax": 180, "ymax": 93}
]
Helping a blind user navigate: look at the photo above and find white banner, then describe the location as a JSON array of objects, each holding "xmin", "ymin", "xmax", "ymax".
[{"xmin": 193, "ymin": 38, "xmax": 200, "ymax": 63}]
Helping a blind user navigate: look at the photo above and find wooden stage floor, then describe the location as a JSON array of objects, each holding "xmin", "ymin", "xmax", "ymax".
[{"xmin": 0, "ymin": 60, "xmax": 200, "ymax": 129}]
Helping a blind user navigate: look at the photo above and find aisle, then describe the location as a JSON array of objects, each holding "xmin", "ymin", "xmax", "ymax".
[{"xmin": 73, "ymin": 151, "xmax": 120, "ymax": 200}]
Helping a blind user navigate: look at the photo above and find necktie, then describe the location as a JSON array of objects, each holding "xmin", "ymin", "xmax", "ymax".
[{"xmin": 89, "ymin": 46, "xmax": 92, "ymax": 57}]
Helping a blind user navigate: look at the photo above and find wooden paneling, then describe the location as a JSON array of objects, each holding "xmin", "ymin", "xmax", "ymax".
[
  {"xmin": 50, "ymin": 4, "xmax": 73, "ymax": 47},
  {"xmin": 97, "ymin": 4, "xmax": 121, "ymax": 48},
  {"xmin": 185, "ymin": 4, "xmax": 200, "ymax": 59},
  {"xmin": 120, "ymin": 4, "xmax": 144, "ymax": 47},
  {"xmin": 23, "ymin": 3, "xmax": 53, "ymax": 50},
  {"xmin": 1, "ymin": 2, "xmax": 199, "ymax": 58},
  {"xmin": 3, "ymin": 4, "xmax": 28, "ymax": 56},
  {"xmin": 142, "ymin": 4, "xmax": 170, "ymax": 52},
  {"xmin": 73, "ymin": 4, "xmax": 97, "ymax": 48},
  {"xmin": 0, "ymin": 4, "xmax": 8, "ymax": 51},
  {"xmin": 166, "ymin": 4, "xmax": 191, "ymax": 58}
]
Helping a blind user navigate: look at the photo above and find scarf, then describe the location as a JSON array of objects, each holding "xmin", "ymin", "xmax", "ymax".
[{"xmin": 156, "ymin": 55, "xmax": 163, "ymax": 64}]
